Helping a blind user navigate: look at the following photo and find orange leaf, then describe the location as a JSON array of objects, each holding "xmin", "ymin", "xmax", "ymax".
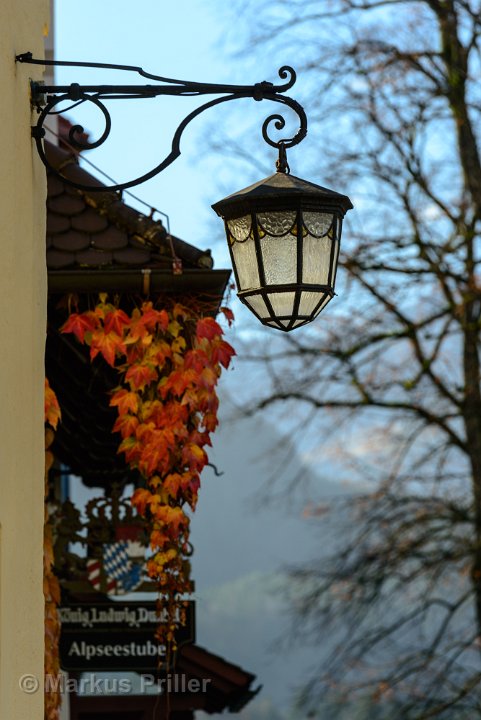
[
  {"xmin": 110, "ymin": 389, "xmax": 140, "ymax": 415},
  {"xmin": 125, "ymin": 362, "xmax": 158, "ymax": 391},
  {"xmin": 60, "ymin": 311, "xmax": 98, "ymax": 343},
  {"xmin": 144, "ymin": 339, "xmax": 172, "ymax": 367},
  {"xmin": 200, "ymin": 366, "xmax": 218, "ymax": 389},
  {"xmin": 212, "ymin": 340, "xmax": 236, "ymax": 369},
  {"xmin": 164, "ymin": 369, "xmax": 198, "ymax": 397},
  {"xmin": 44, "ymin": 379, "xmax": 61, "ymax": 429},
  {"xmin": 155, "ymin": 505, "xmax": 189, "ymax": 535},
  {"xmin": 150, "ymin": 529, "xmax": 168, "ymax": 549},
  {"xmin": 184, "ymin": 348, "xmax": 209, "ymax": 373},
  {"xmin": 219, "ymin": 306, "xmax": 235, "ymax": 326},
  {"xmin": 172, "ymin": 303, "xmax": 190, "ymax": 321},
  {"xmin": 181, "ymin": 388, "xmax": 201, "ymax": 410},
  {"xmin": 104, "ymin": 308, "xmax": 131, "ymax": 336},
  {"xmin": 139, "ymin": 439, "xmax": 169, "ymax": 476},
  {"xmin": 112, "ymin": 413, "xmax": 139, "ymax": 439},
  {"xmin": 163, "ymin": 473, "xmax": 183, "ymax": 498},
  {"xmin": 203, "ymin": 412, "xmax": 219, "ymax": 432},
  {"xmin": 124, "ymin": 307, "xmax": 157, "ymax": 345},
  {"xmin": 90, "ymin": 330, "xmax": 126, "ymax": 367},
  {"xmin": 136, "ymin": 421, "xmax": 156, "ymax": 442},
  {"xmin": 196, "ymin": 317, "xmax": 223, "ymax": 341},
  {"xmin": 182, "ymin": 443, "xmax": 207, "ymax": 471},
  {"xmin": 180, "ymin": 471, "xmax": 200, "ymax": 496},
  {"xmin": 118, "ymin": 435, "xmax": 142, "ymax": 464},
  {"xmin": 139, "ymin": 400, "xmax": 164, "ymax": 424},
  {"xmin": 139, "ymin": 303, "xmax": 169, "ymax": 332},
  {"xmin": 131, "ymin": 488, "xmax": 152, "ymax": 515}
]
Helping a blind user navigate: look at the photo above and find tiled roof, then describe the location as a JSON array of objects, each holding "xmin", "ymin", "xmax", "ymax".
[{"xmin": 46, "ymin": 140, "xmax": 214, "ymax": 273}]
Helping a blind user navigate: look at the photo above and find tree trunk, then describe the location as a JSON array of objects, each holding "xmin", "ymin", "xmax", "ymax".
[{"xmin": 437, "ymin": 0, "xmax": 481, "ymax": 641}]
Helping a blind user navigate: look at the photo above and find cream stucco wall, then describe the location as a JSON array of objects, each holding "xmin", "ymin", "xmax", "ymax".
[{"xmin": 0, "ymin": 1, "xmax": 50, "ymax": 719}]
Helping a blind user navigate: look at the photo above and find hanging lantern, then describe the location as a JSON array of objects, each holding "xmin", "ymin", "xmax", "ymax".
[{"xmin": 212, "ymin": 171, "xmax": 353, "ymax": 331}]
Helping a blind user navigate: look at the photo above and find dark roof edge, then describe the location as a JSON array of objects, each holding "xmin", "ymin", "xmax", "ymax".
[{"xmin": 48, "ymin": 268, "xmax": 231, "ymax": 299}]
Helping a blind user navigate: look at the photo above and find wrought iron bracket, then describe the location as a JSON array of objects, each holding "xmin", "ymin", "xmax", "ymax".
[{"xmin": 16, "ymin": 53, "xmax": 308, "ymax": 193}]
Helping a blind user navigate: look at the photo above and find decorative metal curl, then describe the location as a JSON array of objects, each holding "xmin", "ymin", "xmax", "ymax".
[
  {"xmin": 17, "ymin": 54, "xmax": 308, "ymax": 193},
  {"xmin": 48, "ymin": 94, "xmax": 112, "ymax": 152},
  {"xmin": 261, "ymin": 100, "xmax": 307, "ymax": 149}
]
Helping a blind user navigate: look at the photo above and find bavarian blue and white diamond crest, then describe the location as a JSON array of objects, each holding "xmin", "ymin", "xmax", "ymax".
[{"xmin": 103, "ymin": 541, "xmax": 143, "ymax": 593}]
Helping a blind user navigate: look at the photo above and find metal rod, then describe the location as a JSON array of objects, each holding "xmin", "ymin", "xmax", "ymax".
[{"xmin": 33, "ymin": 83, "xmax": 279, "ymax": 101}]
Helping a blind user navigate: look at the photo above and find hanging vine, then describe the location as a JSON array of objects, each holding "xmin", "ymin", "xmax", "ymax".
[
  {"xmin": 44, "ymin": 379, "xmax": 61, "ymax": 720},
  {"xmin": 61, "ymin": 295, "xmax": 235, "ymax": 653}
]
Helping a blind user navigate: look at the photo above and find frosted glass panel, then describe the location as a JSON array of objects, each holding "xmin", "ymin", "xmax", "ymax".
[
  {"xmin": 331, "ymin": 239, "xmax": 340, "ymax": 284},
  {"xmin": 227, "ymin": 215, "xmax": 252, "ymax": 243},
  {"xmin": 302, "ymin": 235, "xmax": 331, "ymax": 285},
  {"xmin": 292, "ymin": 319, "xmax": 307, "ymax": 328},
  {"xmin": 231, "ymin": 237, "xmax": 259, "ymax": 291},
  {"xmin": 313, "ymin": 295, "xmax": 332, "ymax": 318},
  {"xmin": 243, "ymin": 294, "xmax": 269, "ymax": 318},
  {"xmin": 298, "ymin": 291, "xmax": 323, "ymax": 317},
  {"xmin": 261, "ymin": 235, "xmax": 297, "ymax": 285},
  {"xmin": 257, "ymin": 210, "xmax": 296, "ymax": 236},
  {"xmin": 267, "ymin": 291, "xmax": 295, "ymax": 317},
  {"xmin": 303, "ymin": 211, "xmax": 333, "ymax": 237}
]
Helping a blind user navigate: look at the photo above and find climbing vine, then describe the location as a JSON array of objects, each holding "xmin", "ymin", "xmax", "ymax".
[
  {"xmin": 61, "ymin": 296, "xmax": 235, "ymax": 652},
  {"xmin": 44, "ymin": 379, "xmax": 61, "ymax": 720}
]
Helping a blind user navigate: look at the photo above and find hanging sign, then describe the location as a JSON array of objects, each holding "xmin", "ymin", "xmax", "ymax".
[{"xmin": 59, "ymin": 601, "xmax": 195, "ymax": 672}]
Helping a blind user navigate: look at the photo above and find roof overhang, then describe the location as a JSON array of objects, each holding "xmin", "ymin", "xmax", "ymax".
[{"xmin": 48, "ymin": 268, "xmax": 231, "ymax": 297}]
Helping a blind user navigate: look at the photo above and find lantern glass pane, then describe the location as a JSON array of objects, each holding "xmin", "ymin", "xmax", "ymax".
[
  {"xmin": 243, "ymin": 294, "xmax": 269, "ymax": 318},
  {"xmin": 227, "ymin": 215, "xmax": 253, "ymax": 243},
  {"xmin": 312, "ymin": 294, "xmax": 332, "ymax": 318},
  {"xmin": 302, "ymin": 235, "xmax": 332, "ymax": 285},
  {"xmin": 257, "ymin": 210, "xmax": 296, "ymax": 236},
  {"xmin": 267, "ymin": 291, "xmax": 296, "ymax": 317},
  {"xmin": 331, "ymin": 237, "xmax": 340, "ymax": 283},
  {"xmin": 261, "ymin": 234, "xmax": 297, "ymax": 285},
  {"xmin": 231, "ymin": 236, "xmax": 260, "ymax": 291},
  {"xmin": 303, "ymin": 211, "xmax": 333, "ymax": 237},
  {"xmin": 298, "ymin": 291, "xmax": 324, "ymax": 317}
]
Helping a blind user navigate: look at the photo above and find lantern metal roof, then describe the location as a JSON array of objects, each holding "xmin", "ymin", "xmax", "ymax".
[{"xmin": 212, "ymin": 171, "xmax": 353, "ymax": 217}]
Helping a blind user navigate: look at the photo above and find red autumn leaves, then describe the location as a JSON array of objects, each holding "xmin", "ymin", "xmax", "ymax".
[
  {"xmin": 44, "ymin": 379, "xmax": 62, "ymax": 720},
  {"xmin": 61, "ymin": 297, "xmax": 235, "ymax": 648}
]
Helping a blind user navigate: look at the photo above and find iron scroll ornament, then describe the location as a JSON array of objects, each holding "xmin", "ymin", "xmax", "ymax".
[{"xmin": 16, "ymin": 53, "xmax": 308, "ymax": 193}]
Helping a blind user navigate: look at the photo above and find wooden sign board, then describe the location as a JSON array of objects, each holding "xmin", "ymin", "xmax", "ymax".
[{"xmin": 59, "ymin": 601, "xmax": 195, "ymax": 672}]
